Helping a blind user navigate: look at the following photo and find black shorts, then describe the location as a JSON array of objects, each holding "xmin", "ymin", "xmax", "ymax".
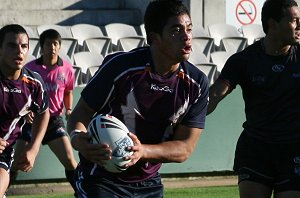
[
  {"xmin": 74, "ymin": 164, "xmax": 164, "ymax": 198},
  {"xmin": 234, "ymin": 132, "xmax": 300, "ymax": 193},
  {"xmin": 0, "ymin": 147, "xmax": 14, "ymax": 172},
  {"xmin": 20, "ymin": 116, "xmax": 68, "ymax": 145}
]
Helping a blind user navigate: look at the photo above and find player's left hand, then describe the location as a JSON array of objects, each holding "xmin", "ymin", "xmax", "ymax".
[
  {"xmin": 123, "ymin": 132, "xmax": 144, "ymax": 167},
  {"xmin": 65, "ymin": 109, "xmax": 72, "ymax": 120},
  {"xmin": 15, "ymin": 147, "xmax": 38, "ymax": 172}
]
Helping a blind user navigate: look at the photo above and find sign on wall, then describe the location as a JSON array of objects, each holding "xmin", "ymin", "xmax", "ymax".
[{"xmin": 226, "ymin": 0, "xmax": 264, "ymax": 28}]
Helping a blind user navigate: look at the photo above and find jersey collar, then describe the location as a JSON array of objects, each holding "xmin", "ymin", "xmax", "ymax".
[{"xmin": 35, "ymin": 56, "xmax": 63, "ymax": 66}]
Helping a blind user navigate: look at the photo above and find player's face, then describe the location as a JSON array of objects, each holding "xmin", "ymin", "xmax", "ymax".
[
  {"xmin": 41, "ymin": 38, "xmax": 61, "ymax": 59},
  {"xmin": 277, "ymin": 6, "xmax": 300, "ymax": 44},
  {"xmin": 157, "ymin": 14, "xmax": 193, "ymax": 63},
  {"xmin": 0, "ymin": 32, "xmax": 29, "ymax": 70}
]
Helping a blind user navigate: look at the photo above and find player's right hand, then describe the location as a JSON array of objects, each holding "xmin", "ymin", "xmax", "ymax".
[
  {"xmin": 25, "ymin": 111, "xmax": 34, "ymax": 124},
  {"xmin": 71, "ymin": 132, "xmax": 112, "ymax": 165},
  {"xmin": 0, "ymin": 138, "xmax": 9, "ymax": 153}
]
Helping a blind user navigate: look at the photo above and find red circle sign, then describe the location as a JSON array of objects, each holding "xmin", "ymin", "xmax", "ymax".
[{"xmin": 236, "ymin": 0, "xmax": 257, "ymax": 25}]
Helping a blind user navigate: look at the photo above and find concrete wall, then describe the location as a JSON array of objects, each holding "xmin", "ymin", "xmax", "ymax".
[
  {"xmin": 0, "ymin": 0, "xmax": 143, "ymax": 26},
  {"xmin": 203, "ymin": 0, "xmax": 226, "ymax": 30},
  {"xmin": 0, "ymin": 0, "xmax": 216, "ymax": 28}
]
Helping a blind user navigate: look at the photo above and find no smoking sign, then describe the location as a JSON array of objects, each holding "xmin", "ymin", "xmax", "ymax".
[{"xmin": 236, "ymin": 0, "xmax": 257, "ymax": 25}]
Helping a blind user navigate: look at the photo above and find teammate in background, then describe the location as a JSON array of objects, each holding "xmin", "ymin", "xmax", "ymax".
[
  {"xmin": 0, "ymin": 24, "xmax": 50, "ymax": 197},
  {"xmin": 67, "ymin": 0, "xmax": 209, "ymax": 197},
  {"xmin": 11, "ymin": 29, "xmax": 78, "ymax": 196},
  {"xmin": 207, "ymin": 0, "xmax": 300, "ymax": 197}
]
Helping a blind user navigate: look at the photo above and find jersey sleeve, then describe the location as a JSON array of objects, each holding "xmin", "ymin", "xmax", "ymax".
[
  {"xmin": 64, "ymin": 61, "xmax": 75, "ymax": 91},
  {"xmin": 218, "ymin": 53, "xmax": 246, "ymax": 90},
  {"xmin": 30, "ymin": 71, "xmax": 49, "ymax": 114},
  {"xmin": 180, "ymin": 74, "xmax": 209, "ymax": 129},
  {"xmin": 81, "ymin": 53, "xmax": 122, "ymax": 111}
]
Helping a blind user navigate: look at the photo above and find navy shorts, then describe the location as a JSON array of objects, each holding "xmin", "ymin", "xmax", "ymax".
[
  {"xmin": 75, "ymin": 164, "xmax": 164, "ymax": 198},
  {"xmin": 20, "ymin": 116, "xmax": 68, "ymax": 145},
  {"xmin": 0, "ymin": 147, "xmax": 14, "ymax": 172},
  {"xmin": 234, "ymin": 132, "xmax": 300, "ymax": 193}
]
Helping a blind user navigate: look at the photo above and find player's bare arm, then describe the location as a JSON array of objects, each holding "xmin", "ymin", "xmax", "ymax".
[
  {"xmin": 207, "ymin": 79, "xmax": 231, "ymax": 115},
  {"xmin": 68, "ymin": 98, "xmax": 112, "ymax": 165},
  {"xmin": 16, "ymin": 109, "xmax": 50, "ymax": 172},
  {"xmin": 125, "ymin": 125, "xmax": 202, "ymax": 166},
  {"xmin": 63, "ymin": 90, "xmax": 73, "ymax": 120}
]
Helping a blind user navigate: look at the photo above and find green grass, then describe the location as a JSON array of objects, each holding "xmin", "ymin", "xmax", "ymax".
[
  {"xmin": 10, "ymin": 194, "xmax": 73, "ymax": 198},
  {"xmin": 9, "ymin": 186, "xmax": 239, "ymax": 198},
  {"xmin": 165, "ymin": 186, "xmax": 239, "ymax": 198}
]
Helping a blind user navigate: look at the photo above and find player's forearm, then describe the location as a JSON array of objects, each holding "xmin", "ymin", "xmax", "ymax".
[
  {"xmin": 64, "ymin": 91, "xmax": 73, "ymax": 110},
  {"xmin": 67, "ymin": 98, "xmax": 96, "ymax": 133},
  {"xmin": 142, "ymin": 140, "xmax": 195, "ymax": 163},
  {"xmin": 29, "ymin": 109, "xmax": 50, "ymax": 152}
]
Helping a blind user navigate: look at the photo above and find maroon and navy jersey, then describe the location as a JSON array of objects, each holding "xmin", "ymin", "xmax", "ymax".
[
  {"xmin": 0, "ymin": 68, "xmax": 48, "ymax": 145},
  {"xmin": 80, "ymin": 47, "xmax": 209, "ymax": 182},
  {"xmin": 219, "ymin": 40, "xmax": 300, "ymax": 143}
]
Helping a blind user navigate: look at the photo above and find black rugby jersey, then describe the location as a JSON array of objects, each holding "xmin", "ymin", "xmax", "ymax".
[
  {"xmin": 80, "ymin": 47, "xmax": 209, "ymax": 182},
  {"xmin": 0, "ymin": 68, "xmax": 48, "ymax": 145},
  {"xmin": 220, "ymin": 40, "xmax": 300, "ymax": 143}
]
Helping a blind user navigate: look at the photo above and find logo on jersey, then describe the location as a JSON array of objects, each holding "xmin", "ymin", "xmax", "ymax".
[
  {"xmin": 293, "ymin": 156, "xmax": 300, "ymax": 176},
  {"xmin": 150, "ymin": 84, "xmax": 173, "ymax": 93},
  {"xmin": 292, "ymin": 73, "xmax": 300, "ymax": 79},
  {"xmin": 294, "ymin": 156, "xmax": 300, "ymax": 163},
  {"xmin": 252, "ymin": 74, "xmax": 265, "ymax": 86},
  {"xmin": 57, "ymin": 73, "xmax": 65, "ymax": 81},
  {"xmin": 272, "ymin": 64, "xmax": 285, "ymax": 72},
  {"xmin": 3, "ymin": 87, "xmax": 21, "ymax": 93}
]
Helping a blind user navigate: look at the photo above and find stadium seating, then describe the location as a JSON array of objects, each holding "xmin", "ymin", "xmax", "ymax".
[
  {"xmin": 25, "ymin": 54, "xmax": 36, "ymax": 64},
  {"xmin": 192, "ymin": 36, "xmax": 215, "ymax": 58},
  {"xmin": 70, "ymin": 24, "xmax": 107, "ymax": 50},
  {"xmin": 210, "ymin": 51, "xmax": 232, "ymax": 73},
  {"xmin": 195, "ymin": 63, "xmax": 218, "ymax": 86},
  {"xmin": 116, "ymin": 37, "xmax": 146, "ymax": 52},
  {"xmin": 219, "ymin": 37, "xmax": 248, "ymax": 54},
  {"xmin": 37, "ymin": 24, "xmax": 73, "ymax": 38},
  {"xmin": 22, "ymin": 25, "xmax": 39, "ymax": 39},
  {"xmin": 23, "ymin": 22, "xmax": 255, "ymax": 79},
  {"xmin": 104, "ymin": 23, "xmax": 142, "ymax": 51},
  {"xmin": 59, "ymin": 38, "xmax": 78, "ymax": 64},
  {"xmin": 208, "ymin": 23, "xmax": 242, "ymax": 50},
  {"xmin": 189, "ymin": 51, "xmax": 210, "ymax": 65},
  {"xmin": 86, "ymin": 65, "xmax": 100, "ymax": 82},
  {"xmin": 72, "ymin": 65, "xmax": 83, "ymax": 86},
  {"xmin": 73, "ymin": 52, "xmax": 104, "ymax": 84},
  {"xmin": 241, "ymin": 24, "xmax": 265, "ymax": 45},
  {"xmin": 28, "ymin": 37, "xmax": 41, "ymax": 58},
  {"xmin": 82, "ymin": 37, "xmax": 112, "ymax": 57}
]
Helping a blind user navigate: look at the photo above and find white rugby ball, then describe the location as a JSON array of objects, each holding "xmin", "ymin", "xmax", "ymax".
[{"xmin": 87, "ymin": 114, "xmax": 134, "ymax": 173}]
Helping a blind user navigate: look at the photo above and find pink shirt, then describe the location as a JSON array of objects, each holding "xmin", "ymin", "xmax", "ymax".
[{"xmin": 26, "ymin": 57, "xmax": 75, "ymax": 116}]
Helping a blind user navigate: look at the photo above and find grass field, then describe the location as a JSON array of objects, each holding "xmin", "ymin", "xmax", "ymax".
[{"xmin": 9, "ymin": 186, "xmax": 239, "ymax": 198}]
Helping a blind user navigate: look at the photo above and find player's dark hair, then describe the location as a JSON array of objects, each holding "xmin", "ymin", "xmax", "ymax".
[
  {"xmin": 261, "ymin": 0, "xmax": 298, "ymax": 33},
  {"xmin": 144, "ymin": 0, "xmax": 190, "ymax": 44},
  {"xmin": 0, "ymin": 24, "xmax": 28, "ymax": 47},
  {"xmin": 39, "ymin": 29, "xmax": 62, "ymax": 47}
]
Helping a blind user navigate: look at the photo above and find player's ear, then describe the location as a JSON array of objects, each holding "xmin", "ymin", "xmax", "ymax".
[
  {"xmin": 268, "ymin": 18, "xmax": 278, "ymax": 30},
  {"xmin": 148, "ymin": 32, "xmax": 161, "ymax": 44}
]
